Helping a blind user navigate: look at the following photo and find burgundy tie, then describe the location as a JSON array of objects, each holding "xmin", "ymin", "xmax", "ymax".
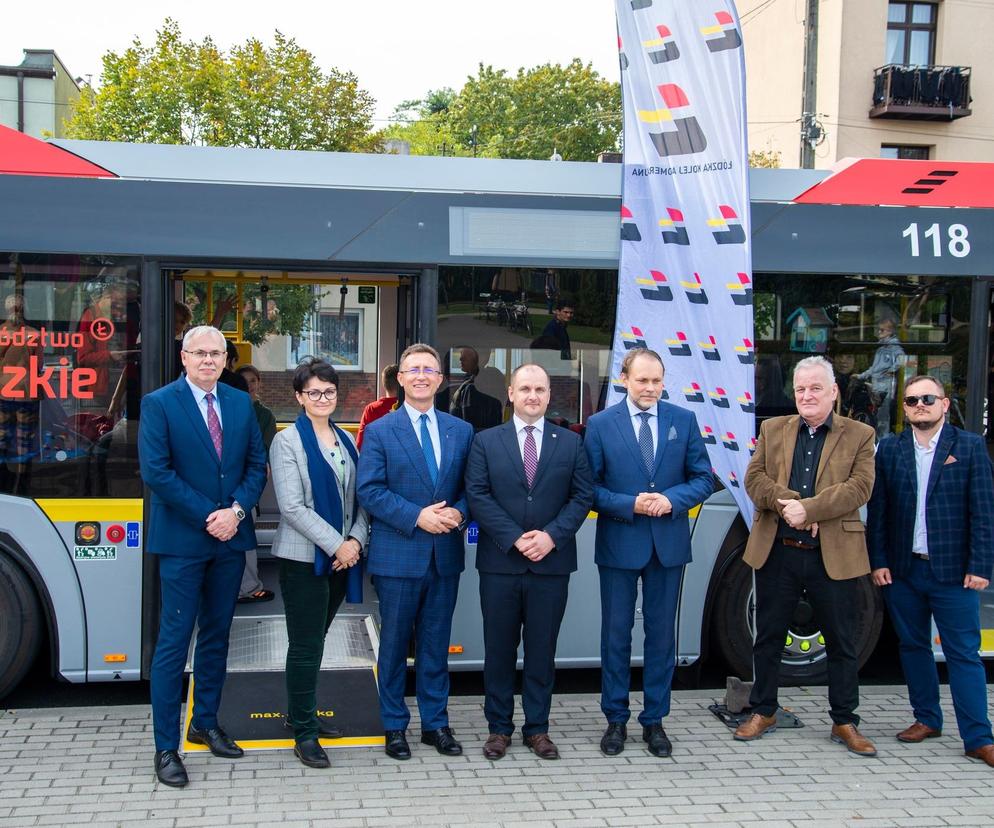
[
  {"xmin": 523, "ymin": 425, "xmax": 537, "ymax": 487},
  {"xmin": 205, "ymin": 392, "xmax": 223, "ymax": 459}
]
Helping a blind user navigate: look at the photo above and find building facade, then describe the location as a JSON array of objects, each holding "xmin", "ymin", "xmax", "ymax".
[
  {"xmin": 0, "ymin": 50, "xmax": 80, "ymax": 139},
  {"xmin": 742, "ymin": 0, "xmax": 993, "ymax": 166}
]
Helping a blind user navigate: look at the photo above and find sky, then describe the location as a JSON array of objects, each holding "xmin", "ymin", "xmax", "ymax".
[{"xmin": 2, "ymin": 0, "xmax": 621, "ymax": 124}]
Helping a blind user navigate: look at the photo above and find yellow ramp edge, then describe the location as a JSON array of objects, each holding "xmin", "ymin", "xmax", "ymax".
[{"xmin": 35, "ymin": 498, "xmax": 143, "ymax": 523}]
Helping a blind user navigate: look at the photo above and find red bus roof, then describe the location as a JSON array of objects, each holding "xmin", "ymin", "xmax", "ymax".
[{"xmin": 0, "ymin": 125, "xmax": 115, "ymax": 178}]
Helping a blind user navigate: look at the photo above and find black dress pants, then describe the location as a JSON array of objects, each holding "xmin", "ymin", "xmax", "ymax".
[
  {"xmin": 749, "ymin": 542, "xmax": 861, "ymax": 725},
  {"xmin": 479, "ymin": 570, "xmax": 569, "ymax": 737}
]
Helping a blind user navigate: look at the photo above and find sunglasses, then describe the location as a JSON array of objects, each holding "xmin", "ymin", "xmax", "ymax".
[{"xmin": 904, "ymin": 394, "xmax": 943, "ymax": 407}]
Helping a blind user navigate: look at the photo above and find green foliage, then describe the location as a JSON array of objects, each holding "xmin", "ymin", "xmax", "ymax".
[
  {"xmin": 749, "ymin": 148, "xmax": 782, "ymax": 169},
  {"xmin": 65, "ymin": 19, "xmax": 379, "ymax": 152},
  {"xmin": 395, "ymin": 61, "xmax": 621, "ymax": 161}
]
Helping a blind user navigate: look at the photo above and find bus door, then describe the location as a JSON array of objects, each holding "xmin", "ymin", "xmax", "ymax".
[{"xmin": 978, "ymin": 277, "xmax": 994, "ymax": 655}]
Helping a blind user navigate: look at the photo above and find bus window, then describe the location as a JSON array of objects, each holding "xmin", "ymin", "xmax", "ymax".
[
  {"xmin": 753, "ymin": 273, "xmax": 971, "ymax": 438},
  {"xmin": 0, "ymin": 253, "xmax": 142, "ymax": 498},
  {"xmin": 437, "ymin": 266, "xmax": 618, "ymax": 431}
]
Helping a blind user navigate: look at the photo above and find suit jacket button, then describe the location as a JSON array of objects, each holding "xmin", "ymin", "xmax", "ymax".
[
  {"xmin": 527, "ymin": 496, "xmax": 533, "ymax": 502},
  {"xmin": 220, "ymin": 473, "xmax": 225, "ymax": 478},
  {"xmin": 649, "ymin": 482, "xmax": 655, "ymax": 488}
]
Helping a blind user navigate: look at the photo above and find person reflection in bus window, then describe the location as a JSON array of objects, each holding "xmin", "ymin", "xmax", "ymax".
[
  {"xmin": 450, "ymin": 347, "xmax": 502, "ymax": 432},
  {"xmin": 77, "ymin": 282, "xmax": 131, "ymax": 404},
  {"xmin": 856, "ymin": 318, "xmax": 905, "ymax": 438},
  {"xmin": 357, "ymin": 364, "xmax": 400, "ymax": 451},
  {"xmin": 173, "ymin": 302, "xmax": 192, "ymax": 379},
  {"xmin": 541, "ymin": 300, "xmax": 574, "ymax": 360},
  {"xmin": 219, "ymin": 339, "xmax": 249, "ymax": 393},
  {"xmin": 0, "ymin": 294, "xmax": 41, "ymax": 494}
]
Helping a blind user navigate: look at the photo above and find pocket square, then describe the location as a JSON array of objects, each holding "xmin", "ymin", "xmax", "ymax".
[
  {"xmin": 944, "ymin": 455, "xmax": 958, "ymax": 465},
  {"xmin": 668, "ymin": 425, "xmax": 678, "ymax": 441}
]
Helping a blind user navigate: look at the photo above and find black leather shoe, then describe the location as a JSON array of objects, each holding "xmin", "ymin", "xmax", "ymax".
[
  {"xmin": 187, "ymin": 725, "xmax": 244, "ymax": 758},
  {"xmin": 154, "ymin": 750, "xmax": 189, "ymax": 787},
  {"xmin": 384, "ymin": 730, "xmax": 411, "ymax": 760},
  {"xmin": 421, "ymin": 726, "xmax": 463, "ymax": 756},
  {"xmin": 294, "ymin": 738, "xmax": 331, "ymax": 769},
  {"xmin": 282, "ymin": 717, "xmax": 344, "ymax": 739},
  {"xmin": 600, "ymin": 722, "xmax": 627, "ymax": 756},
  {"xmin": 643, "ymin": 724, "xmax": 672, "ymax": 758}
]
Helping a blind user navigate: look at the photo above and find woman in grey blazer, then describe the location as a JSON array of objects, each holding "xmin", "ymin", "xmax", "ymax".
[{"xmin": 270, "ymin": 358, "xmax": 369, "ymax": 769}]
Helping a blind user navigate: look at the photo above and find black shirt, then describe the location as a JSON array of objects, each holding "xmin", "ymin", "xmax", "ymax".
[
  {"xmin": 777, "ymin": 413, "xmax": 832, "ymax": 547},
  {"xmin": 542, "ymin": 318, "xmax": 572, "ymax": 360}
]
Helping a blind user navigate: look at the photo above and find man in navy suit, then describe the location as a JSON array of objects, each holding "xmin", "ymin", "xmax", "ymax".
[
  {"xmin": 139, "ymin": 326, "xmax": 267, "ymax": 787},
  {"xmin": 465, "ymin": 363, "xmax": 593, "ymax": 760},
  {"xmin": 867, "ymin": 374, "xmax": 994, "ymax": 767},
  {"xmin": 357, "ymin": 343, "xmax": 474, "ymax": 760},
  {"xmin": 584, "ymin": 348, "xmax": 712, "ymax": 757}
]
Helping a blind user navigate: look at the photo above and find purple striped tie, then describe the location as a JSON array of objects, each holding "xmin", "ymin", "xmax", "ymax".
[
  {"xmin": 523, "ymin": 425, "xmax": 538, "ymax": 487},
  {"xmin": 205, "ymin": 392, "xmax": 223, "ymax": 459}
]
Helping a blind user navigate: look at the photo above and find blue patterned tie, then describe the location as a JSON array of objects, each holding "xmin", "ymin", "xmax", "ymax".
[
  {"xmin": 420, "ymin": 413, "xmax": 439, "ymax": 485},
  {"xmin": 638, "ymin": 411, "xmax": 654, "ymax": 472}
]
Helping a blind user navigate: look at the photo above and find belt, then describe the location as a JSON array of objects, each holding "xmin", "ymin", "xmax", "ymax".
[
  {"xmin": 912, "ymin": 552, "xmax": 929, "ymax": 561},
  {"xmin": 780, "ymin": 537, "xmax": 818, "ymax": 551}
]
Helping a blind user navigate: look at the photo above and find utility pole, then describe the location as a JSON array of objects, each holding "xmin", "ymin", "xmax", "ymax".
[{"xmin": 799, "ymin": 0, "xmax": 819, "ymax": 168}]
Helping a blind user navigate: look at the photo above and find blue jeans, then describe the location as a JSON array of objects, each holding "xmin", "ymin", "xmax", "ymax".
[{"xmin": 885, "ymin": 557, "xmax": 993, "ymax": 751}]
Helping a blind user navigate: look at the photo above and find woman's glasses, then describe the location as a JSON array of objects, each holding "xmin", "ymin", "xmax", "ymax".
[{"xmin": 302, "ymin": 389, "xmax": 338, "ymax": 401}]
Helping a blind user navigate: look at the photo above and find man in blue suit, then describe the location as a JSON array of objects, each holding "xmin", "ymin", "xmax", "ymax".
[
  {"xmin": 867, "ymin": 374, "xmax": 994, "ymax": 767},
  {"xmin": 357, "ymin": 343, "xmax": 474, "ymax": 760},
  {"xmin": 584, "ymin": 348, "xmax": 712, "ymax": 757},
  {"xmin": 465, "ymin": 363, "xmax": 593, "ymax": 760},
  {"xmin": 139, "ymin": 326, "xmax": 267, "ymax": 787}
]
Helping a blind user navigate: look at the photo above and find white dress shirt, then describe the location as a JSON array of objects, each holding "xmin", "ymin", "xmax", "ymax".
[
  {"xmin": 185, "ymin": 374, "xmax": 222, "ymax": 430},
  {"xmin": 404, "ymin": 402, "xmax": 442, "ymax": 468},
  {"xmin": 626, "ymin": 396, "xmax": 658, "ymax": 455},
  {"xmin": 512, "ymin": 414, "xmax": 544, "ymax": 463},
  {"xmin": 912, "ymin": 430, "xmax": 941, "ymax": 557}
]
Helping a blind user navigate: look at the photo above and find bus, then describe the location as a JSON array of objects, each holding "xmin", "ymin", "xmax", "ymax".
[{"xmin": 2, "ymin": 128, "xmax": 993, "ymax": 702}]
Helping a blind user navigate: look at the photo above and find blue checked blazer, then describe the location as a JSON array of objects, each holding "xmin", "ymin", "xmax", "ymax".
[
  {"xmin": 867, "ymin": 424, "xmax": 994, "ymax": 583},
  {"xmin": 357, "ymin": 407, "xmax": 474, "ymax": 578}
]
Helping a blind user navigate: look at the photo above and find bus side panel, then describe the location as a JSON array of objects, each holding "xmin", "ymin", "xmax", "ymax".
[
  {"xmin": 0, "ymin": 496, "xmax": 87, "ymax": 682},
  {"xmin": 37, "ymin": 502, "xmax": 144, "ymax": 682},
  {"xmin": 677, "ymin": 492, "xmax": 742, "ymax": 665}
]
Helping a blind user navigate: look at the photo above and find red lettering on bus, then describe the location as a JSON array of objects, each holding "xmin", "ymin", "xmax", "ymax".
[{"xmin": 0, "ymin": 356, "xmax": 97, "ymax": 400}]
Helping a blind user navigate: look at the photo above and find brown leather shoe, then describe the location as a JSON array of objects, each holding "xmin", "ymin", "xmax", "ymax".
[
  {"xmin": 897, "ymin": 722, "xmax": 941, "ymax": 743},
  {"xmin": 733, "ymin": 713, "xmax": 778, "ymax": 741},
  {"xmin": 965, "ymin": 744, "xmax": 994, "ymax": 767},
  {"xmin": 482, "ymin": 733, "xmax": 511, "ymax": 760},
  {"xmin": 523, "ymin": 733, "xmax": 560, "ymax": 760},
  {"xmin": 831, "ymin": 724, "xmax": 877, "ymax": 757}
]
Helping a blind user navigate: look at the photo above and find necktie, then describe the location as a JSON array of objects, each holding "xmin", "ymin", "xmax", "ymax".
[
  {"xmin": 205, "ymin": 392, "xmax": 223, "ymax": 459},
  {"xmin": 637, "ymin": 411, "xmax": 654, "ymax": 472},
  {"xmin": 523, "ymin": 425, "xmax": 538, "ymax": 487},
  {"xmin": 420, "ymin": 413, "xmax": 438, "ymax": 485}
]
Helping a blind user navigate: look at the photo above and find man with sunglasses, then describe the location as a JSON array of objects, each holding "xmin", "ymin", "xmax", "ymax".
[
  {"xmin": 357, "ymin": 343, "xmax": 474, "ymax": 760},
  {"xmin": 867, "ymin": 375, "xmax": 994, "ymax": 767}
]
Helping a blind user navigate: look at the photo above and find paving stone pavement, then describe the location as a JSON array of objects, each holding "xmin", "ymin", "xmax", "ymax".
[{"xmin": 2, "ymin": 685, "xmax": 993, "ymax": 827}]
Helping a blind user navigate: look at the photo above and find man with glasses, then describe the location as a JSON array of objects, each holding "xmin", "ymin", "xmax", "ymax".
[
  {"xmin": 868, "ymin": 375, "xmax": 994, "ymax": 768},
  {"xmin": 736, "ymin": 356, "xmax": 877, "ymax": 757},
  {"xmin": 357, "ymin": 343, "xmax": 474, "ymax": 760},
  {"xmin": 139, "ymin": 325, "xmax": 267, "ymax": 786}
]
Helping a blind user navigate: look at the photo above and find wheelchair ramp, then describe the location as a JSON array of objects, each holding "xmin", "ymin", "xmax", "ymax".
[{"xmin": 183, "ymin": 613, "xmax": 383, "ymax": 751}]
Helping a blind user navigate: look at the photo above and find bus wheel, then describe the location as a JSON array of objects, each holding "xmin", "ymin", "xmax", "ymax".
[
  {"xmin": 712, "ymin": 554, "xmax": 883, "ymax": 686},
  {"xmin": 0, "ymin": 553, "xmax": 43, "ymax": 700}
]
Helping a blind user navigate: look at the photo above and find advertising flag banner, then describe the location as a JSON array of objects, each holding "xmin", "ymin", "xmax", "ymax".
[{"xmin": 613, "ymin": 0, "xmax": 754, "ymax": 521}]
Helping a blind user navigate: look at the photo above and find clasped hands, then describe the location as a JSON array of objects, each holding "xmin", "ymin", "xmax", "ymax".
[
  {"xmin": 205, "ymin": 508, "xmax": 239, "ymax": 542},
  {"xmin": 777, "ymin": 498, "xmax": 819, "ymax": 538},
  {"xmin": 332, "ymin": 538, "xmax": 362, "ymax": 572},
  {"xmin": 514, "ymin": 530, "xmax": 555, "ymax": 562},
  {"xmin": 634, "ymin": 492, "xmax": 672, "ymax": 517},
  {"xmin": 417, "ymin": 501, "xmax": 463, "ymax": 535}
]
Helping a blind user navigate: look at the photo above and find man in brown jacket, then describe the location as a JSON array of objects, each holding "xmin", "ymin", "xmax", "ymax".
[{"xmin": 735, "ymin": 355, "xmax": 878, "ymax": 756}]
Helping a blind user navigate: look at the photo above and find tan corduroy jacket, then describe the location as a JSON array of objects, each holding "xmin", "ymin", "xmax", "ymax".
[{"xmin": 744, "ymin": 414, "xmax": 876, "ymax": 580}]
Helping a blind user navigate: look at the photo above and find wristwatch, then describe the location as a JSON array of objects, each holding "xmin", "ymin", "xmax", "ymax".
[{"xmin": 231, "ymin": 503, "xmax": 246, "ymax": 522}]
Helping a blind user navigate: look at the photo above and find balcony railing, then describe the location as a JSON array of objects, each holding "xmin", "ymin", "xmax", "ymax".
[{"xmin": 869, "ymin": 64, "xmax": 972, "ymax": 120}]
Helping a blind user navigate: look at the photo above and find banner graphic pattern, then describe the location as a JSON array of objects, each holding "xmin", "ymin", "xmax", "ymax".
[{"xmin": 613, "ymin": 0, "xmax": 754, "ymax": 521}]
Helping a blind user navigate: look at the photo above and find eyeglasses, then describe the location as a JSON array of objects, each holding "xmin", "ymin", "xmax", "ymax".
[
  {"xmin": 399, "ymin": 366, "xmax": 441, "ymax": 376},
  {"xmin": 184, "ymin": 349, "xmax": 225, "ymax": 362},
  {"xmin": 302, "ymin": 389, "xmax": 338, "ymax": 401},
  {"xmin": 904, "ymin": 394, "xmax": 944, "ymax": 407}
]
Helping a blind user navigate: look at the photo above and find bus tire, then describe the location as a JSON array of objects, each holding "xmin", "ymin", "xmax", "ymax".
[
  {"xmin": 0, "ymin": 552, "xmax": 43, "ymax": 700},
  {"xmin": 712, "ymin": 553, "xmax": 883, "ymax": 687}
]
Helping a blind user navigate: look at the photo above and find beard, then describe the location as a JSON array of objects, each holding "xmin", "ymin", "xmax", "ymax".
[{"xmin": 908, "ymin": 413, "xmax": 944, "ymax": 431}]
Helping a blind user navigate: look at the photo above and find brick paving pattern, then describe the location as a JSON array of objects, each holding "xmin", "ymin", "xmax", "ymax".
[{"xmin": 2, "ymin": 685, "xmax": 993, "ymax": 827}]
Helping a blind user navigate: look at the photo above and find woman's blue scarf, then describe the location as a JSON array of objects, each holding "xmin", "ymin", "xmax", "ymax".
[{"xmin": 294, "ymin": 411, "xmax": 363, "ymax": 602}]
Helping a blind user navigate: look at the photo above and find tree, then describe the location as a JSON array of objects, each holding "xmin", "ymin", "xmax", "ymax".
[{"xmin": 66, "ymin": 19, "xmax": 379, "ymax": 152}]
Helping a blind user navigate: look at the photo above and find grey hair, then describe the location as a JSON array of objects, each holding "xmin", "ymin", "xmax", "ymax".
[
  {"xmin": 793, "ymin": 355, "xmax": 835, "ymax": 386},
  {"xmin": 182, "ymin": 325, "xmax": 226, "ymax": 350}
]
